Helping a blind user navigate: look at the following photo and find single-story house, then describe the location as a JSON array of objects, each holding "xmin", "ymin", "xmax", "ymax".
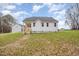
[{"xmin": 23, "ymin": 17, "xmax": 58, "ymax": 33}]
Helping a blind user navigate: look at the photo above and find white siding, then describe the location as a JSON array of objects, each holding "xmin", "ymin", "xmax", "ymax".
[
  {"xmin": 31, "ymin": 20, "xmax": 58, "ymax": 33},
  {"xmin": 12, "ymin": 24, "xmax": 22, "ymax": 32}
]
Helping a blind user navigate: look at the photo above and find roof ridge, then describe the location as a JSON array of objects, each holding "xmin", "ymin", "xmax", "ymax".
[{"xmin": 23, "ymin": 17, "xmax": 58, "ymax": 23}]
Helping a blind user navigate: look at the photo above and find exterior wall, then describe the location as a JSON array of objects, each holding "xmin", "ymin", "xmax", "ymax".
[
  {"xmin": 31, "ymin": 20, "xmax": 58, "ymax": 33},
  {"xmin": 12, "ymin": 24, "xmax": 22, "ymax": 32}
]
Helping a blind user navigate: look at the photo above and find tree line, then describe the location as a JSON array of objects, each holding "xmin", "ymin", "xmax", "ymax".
[{"xmin": 65, "ymin": 3, "xmax": 79, "ymax": 30}]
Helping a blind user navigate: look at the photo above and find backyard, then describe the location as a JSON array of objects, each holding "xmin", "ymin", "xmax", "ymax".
[
  {"xmin": 0, "ymin": 32, "xmax": 23, "ymax": 46},
  {"xmin": 0, "ymin": 31, "xmax": 79, "ymax": 55}
]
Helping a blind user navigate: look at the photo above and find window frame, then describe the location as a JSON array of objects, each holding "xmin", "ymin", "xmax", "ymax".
[
  {"xmin": 41, "ymin": 23, "xmax": 44, "ymax": 27},
  {"xmin": 54, "ymin": 23, "xmax": 56, "ymax": 27},
  {"xmin": 47, "ymin": 23, "xmax": 49, "ymax": 27}
]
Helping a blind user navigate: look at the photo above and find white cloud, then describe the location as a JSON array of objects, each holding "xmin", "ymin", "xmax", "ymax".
[
  {"xmin": 0, "ymin": 4, "xmax": 31, "ymax": 24},
  {"xmin": 1, "ymin": 9, "xmax": 31, "ymax": 23},
  {"xmin": 1, "ymin": 10, "xmax": 12, "ymax": 15},
  {"xmin": 4, "ymin": 5, "xmax": 16, "ymax": 10},
  {"xmin": 57, "ymin": 9, "xmax": 65, "ymax": 15},
  {"xmin": 52, "ymin": 9, "xmax": 66, "ymax": 29},
  {"xmin": 13, "ymin": 11, "xmax": 31, "ymax": 19},
  {"xmin": 0, "ymin": 3, "xmax": 30, "ymax": 18},
  {"xmin": 15, "ymin": 3, "xmax": 23, "ymax": 5},
  {"xmin": 58, "ymin": 20, "xmax": 65, "ymax": 29},
  {"xmin": 58, "ymin": 19, "xmax": 70, "ymax": 29},
  {"xmin": 43, "ymin": 3, "xmax": 52, "ymax": 7},
  {"xmin": 47, "ymin": 4, "xmax": 66, "ymax": 13},
  {"xmin": 47, "ymin": 4, "xmax": 66, "ymax": 29},
  {"xmin": 32, "ymin": 4, "xmax": 45, "ymax": 13},
  {"xmin": 0, "ymin": 3, "xmax": 16, "ymax": 10},
  {"xmin": 48, "ymin": 4, "xmax": 60, "ymax": 13},
  {"xmin": 53, "ymin": 9, "xmax": 66, "ymax": 19},
  {"xmin": 0, "ymin": 3, "xmax": 31, "ymax": 24},
  {"xmin": 13, "ymin": 11, "xmax": 31, "ymax": 24}
]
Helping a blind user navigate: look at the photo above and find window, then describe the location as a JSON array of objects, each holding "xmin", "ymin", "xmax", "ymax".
[
  {"xmin": 54, "ymin": 23, "xmax": 56, "ymax": 27},
  {"xmin": 42, "ymin": 23, "xmax": 44, "ymax": 27},
  {"xmin": 47, "ymin": 23, "xmax": 49, "ymax": 27},
  {"xmin": 33, "ymin": 23, "xmax": 35, "ymax": 27}
]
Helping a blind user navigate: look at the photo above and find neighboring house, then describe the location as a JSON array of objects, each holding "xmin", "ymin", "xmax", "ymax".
[
  {"xmin": 23, "ymin": 17, "xmax": 58, "ymax": 33},
  {"xmin": 1, "ymin": 14, "xmax": 23, "ymax": 33},
  {"xmin": 12, "ymin": 24, "xmax": 23, "ymax": 32}
]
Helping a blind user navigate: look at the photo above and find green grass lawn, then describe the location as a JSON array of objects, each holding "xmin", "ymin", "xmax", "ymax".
[
  {"xmin": 22, "ymin": 30, "xmax": 79, "ymax": 55},
  {"xmin": 0, "ymin": 32, "xmax": 23, "ymax": 46},
  {"xmin": 30, "ymin": 30, "xmax": 79, "ymax": 46},
  {"xmin": 0, "ymin": 30, "xmax": 79, "ymax": 56}
]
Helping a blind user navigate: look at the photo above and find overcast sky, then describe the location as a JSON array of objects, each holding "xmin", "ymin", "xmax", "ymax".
[{"xmin": 0, "ymin": 3, "xmax": 72, "ymax": 29}]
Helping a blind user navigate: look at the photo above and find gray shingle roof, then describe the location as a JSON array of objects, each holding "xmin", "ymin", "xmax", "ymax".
[{"xmin": 24, "ymin": 17, "xmax": 58, "ymax": 23}]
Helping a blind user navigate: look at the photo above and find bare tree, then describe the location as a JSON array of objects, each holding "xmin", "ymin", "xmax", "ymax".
[
  {"xmin": 65, "ymin": 4, "xmax": 79, "ymax": 30},
  {"xmin": 0, "ymin": 14, "xmax": 16, "ymax": 33}
]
